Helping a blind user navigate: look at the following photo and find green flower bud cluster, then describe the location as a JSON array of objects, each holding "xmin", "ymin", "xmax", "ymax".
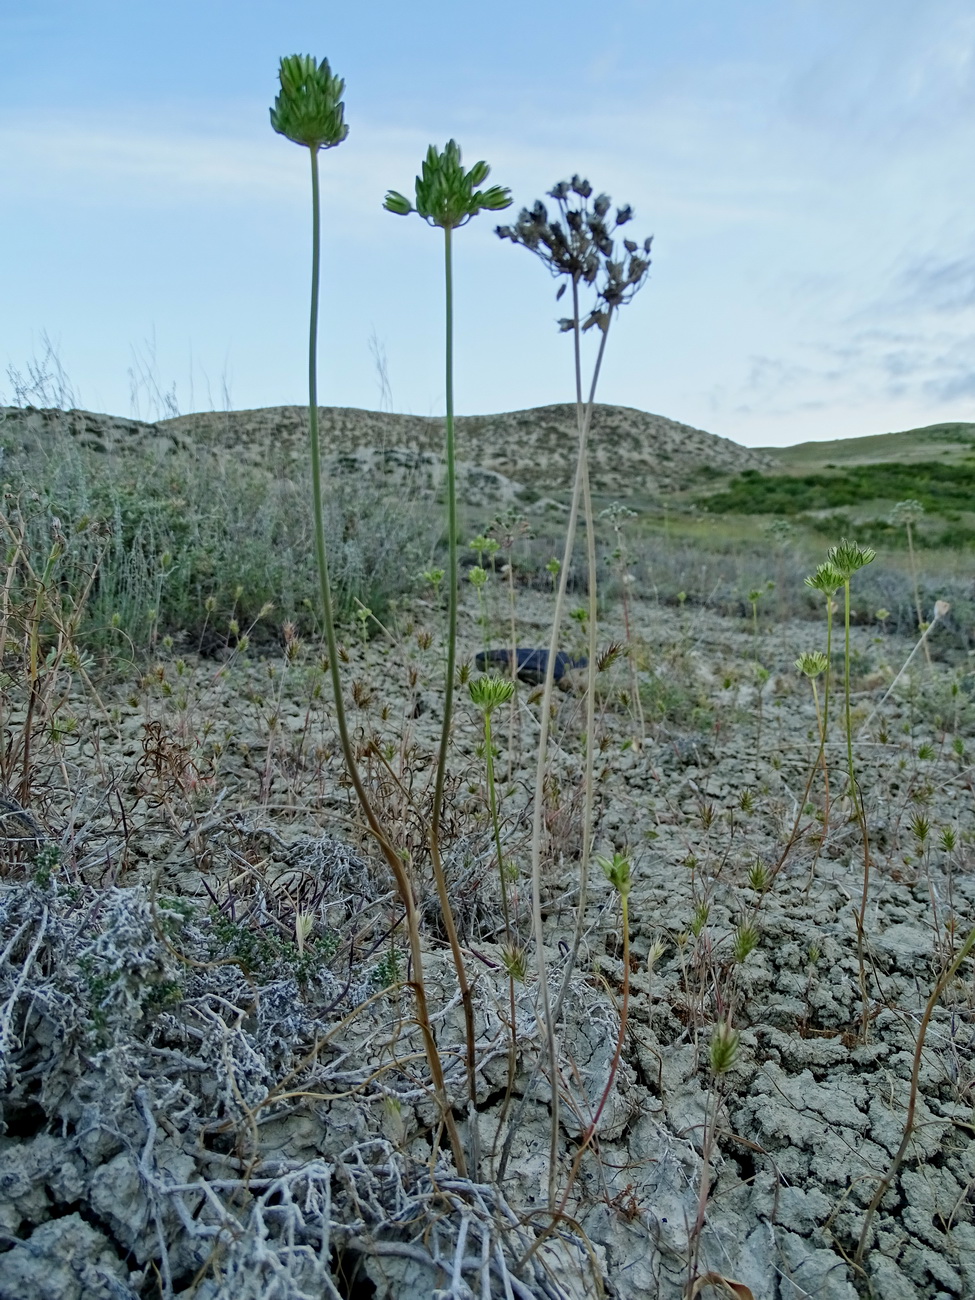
[
  {"xmin": 384, "ymin": 139, "xmax": 512, "ymax": 230},
  {"xmin": 598, "ymin": 851, "xmax": 632, "ymax": 899},
  {"xmin": 469, "ymin": 674, "xmax": 516, "ymax": 715},
  {"xmin": 270, "ymin": 55, "xmax": 349, "ymax": 151},
  {"xmin": 826, "ymin": 539, "xmax": 876, "ymax": 580},
  {"xmin": 795, "ymin": 650, "xmax": 828, "ymax": 678}
]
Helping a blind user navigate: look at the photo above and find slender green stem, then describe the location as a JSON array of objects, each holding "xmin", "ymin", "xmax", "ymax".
[
  {"xmin": 552, "ymin": 299, "xmax": 610, "ymax": 1026},
  {"xmin": 427, "ymin": 222, "xmax": 479, "ymax": 1171},
  {"xmin": 844, "ymin": 576, "xmax": 873, "ymax": 1042},
  {"xmin": 483, "ymin": 710, "xmax": 512, "ymax": 938},
  {"xmin": 482, "ymin": 704, "xmax": 520, "ymax": 1166},
  {"xmin": 821, "ymin": 595, "xmax": 834, "ymax": 832},
  {"xmin": 843, "ymin": 579, "xmax": 854, "ymax": 797},
  {"xmin": 305, "ymin": 148, "xmax": 467, "ymax": 1176},
  {"xmin": 906, "ymin": 521, "xmax": 932, "ymax": 667},
  {"xmin": 435, "ymin": 221, "xmax": 459, "ymax": 831},
  {"xmin": 526, "ymin": 292, "xmax": 611, "ymax": 1207}
]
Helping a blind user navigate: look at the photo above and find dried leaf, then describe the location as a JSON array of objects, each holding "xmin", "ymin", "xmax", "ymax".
[{"xmin": 688, "ymin": 1274, "xmax": 755, "ymax": 1300}]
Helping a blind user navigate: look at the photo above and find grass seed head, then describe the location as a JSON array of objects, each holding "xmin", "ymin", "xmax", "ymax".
[
  {"xmin": 733, "ymin": 921, "xmax": 760, "ymax": 964},
  {"xmin": 502, "ymin": 943, "xmax": 528, "ymax": 982},
  {"xmin": 691, "ymin": 901, "xmax": 710, "ymax": 937},
  {"xmin": 709, "ymin": 1020, "xmax": 739, "ymax": 1076},
  {"xmin": 747, "ymin": 859, "xmax": 771, "ymax": 891},
  {"xmin": 647, "ymin": 938, "xmax": 667, "ymax": 971}
]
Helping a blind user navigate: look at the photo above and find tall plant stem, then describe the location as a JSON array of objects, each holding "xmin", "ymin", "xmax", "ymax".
[
  {"xmin": 305, "ymin": 148, "xmax": 467, "ymax": 1175},
  {"xmin": 843, "ymin": 577, "xmax": 872, "ymax": 1043},
  {"xmin": 483, "ymin": 709, "xmax": 512, "ymax": 939},
  {"xmin": 553, "ymin": 284, "xmax": 602, "ymax": 1024},
  {"xmin": 529, "ymin": 297, "xmax": 611, "ymax": 1207},
  {"xmin": 820, "ymin": 596, "xmax": 834, "ymax": 833},
  {"xmin": 482, "ymin": 705, "xmax": 520, "ymax": 1152},
  {"xmin": 906, "ymin": 521, "xmax": 932, "ymax": 668},
  {"xmin": 429, "ymin": 222, "xmax": 479, "ymax": 1169}
]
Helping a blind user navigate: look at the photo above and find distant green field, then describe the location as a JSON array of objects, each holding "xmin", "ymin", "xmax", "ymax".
[
  {"xmin": 698, "ymin": 458, "xmax": 975, "ymax": 517},
  {"xmin": 760, "ymin": 421, "xmax": 975, "ymax": 470}
]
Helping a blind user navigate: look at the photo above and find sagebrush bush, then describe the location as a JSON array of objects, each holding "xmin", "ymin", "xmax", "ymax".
[{"xmin": 2, "ymin": 433, "xmax": 434, "ymax": 655}]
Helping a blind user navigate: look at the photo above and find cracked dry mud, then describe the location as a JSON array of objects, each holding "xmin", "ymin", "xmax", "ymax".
[{"xmin": 1, "ymin": 589, "xmax": 973, "ymax": 1299}]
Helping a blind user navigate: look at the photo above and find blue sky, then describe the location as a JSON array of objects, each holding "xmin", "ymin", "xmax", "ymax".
[{"xmin": 2, "ymin": 0, "xmax": 973, "ymax": 448}]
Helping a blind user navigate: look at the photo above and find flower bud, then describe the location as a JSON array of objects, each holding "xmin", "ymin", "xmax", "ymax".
[{"xmin": 270, "ymin": 54, "xmax": 349, "ymax": 151}]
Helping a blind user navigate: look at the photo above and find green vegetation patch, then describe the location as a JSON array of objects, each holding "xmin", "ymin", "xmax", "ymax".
[{"xmin": 700, "ymin": 459, "xmax": 975, "ymax": 517}]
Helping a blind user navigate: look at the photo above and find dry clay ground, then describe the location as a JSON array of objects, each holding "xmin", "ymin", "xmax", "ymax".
[{"xmin": 1, "ymin": 585, "xmax": 975, "ymax": 1300}]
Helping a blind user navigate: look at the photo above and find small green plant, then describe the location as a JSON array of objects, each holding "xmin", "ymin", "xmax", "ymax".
[
  {"xmin": 371, "ymin": 945, "xmax": 402, "ymax": 990},
  {"xmin": 825, "ymin": 539, "xmax": 876, "ymax": 1041},
  {"xmin": 796, "ymin": 649, "xmax": 831, "ymax": 822},
  {"xmin": 689, "ymin": 1018, "xmax": 741, "ymax": 1285},
  {"xmin": 31, "ymin": 841, "xmax": 60, "ymax": 887}
]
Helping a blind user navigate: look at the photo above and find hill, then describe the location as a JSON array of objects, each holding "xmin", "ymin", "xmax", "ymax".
[
  {"xmin": 0, "ymin": 402, "xmax": 773, "ymax": 504},
  {"xmin": 761, "ymin": 421, "xmax": 975, "ymax": 472}
]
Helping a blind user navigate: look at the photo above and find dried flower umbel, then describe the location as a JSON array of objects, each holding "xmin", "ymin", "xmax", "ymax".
[
  {"xmin": 497, "ymin": 177, "xmax": 653, "ymax": 1205},
  {"xmin": 497, "ymin": 176, "xmax": 652, "ymax": 333}
]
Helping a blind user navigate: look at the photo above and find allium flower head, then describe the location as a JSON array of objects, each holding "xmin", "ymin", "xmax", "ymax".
[
  {"xmin": 826, "ymin": 539, "xmax": 876, "ymax": 579},
  {"xmin": 384, "ymin": 139, "xmax": 511, "ymax": 230},
  {"xmin": 805, "ymin": 562, "xmax": 844, "ymax": 596},
  {"xmin": 469, "ymin": 674, "xmax": 516, "ymax": 714},
  {"xmin": 795, "ymin": 650, "xmax": 829, "ymax": 678},
  {"xmin": 270, "ymin": 55, "xmax": 348, "ymax": 150},
  {"xmin": 890, "ymin": 499, "xmax": 925, "ymax": 527}
]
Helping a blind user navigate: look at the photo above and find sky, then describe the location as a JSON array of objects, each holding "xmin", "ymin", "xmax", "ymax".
[{"xmin": 1, "ymin": 0, "xmax": 974, "ymax": 449}]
